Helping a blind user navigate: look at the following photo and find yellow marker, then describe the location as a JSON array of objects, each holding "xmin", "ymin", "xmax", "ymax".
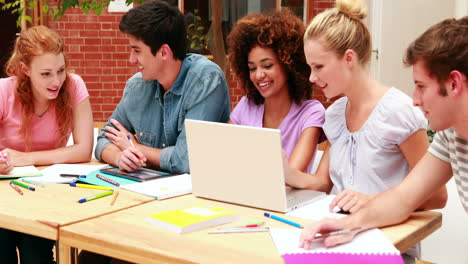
[{"xmin": 69, "ymin": 183, "xmax": 114, "ymax": 191}]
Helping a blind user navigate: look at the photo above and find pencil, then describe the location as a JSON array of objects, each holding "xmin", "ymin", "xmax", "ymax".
[
  {"xmin": 110, "ymin": 190, "xmax": 119, "ymax": 206},
  {"xmin": 9, "ymin": 181, "xmax": 23, "ymax": 195},
  {"xmin": 127, "ymin": 135, "xmax": 146, "ymax": 166}
]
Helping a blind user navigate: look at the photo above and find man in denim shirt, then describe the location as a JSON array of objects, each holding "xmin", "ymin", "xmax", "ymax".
[{"xmin": 94, "ymin": 1, "xmax": 230, "ymax": 174}]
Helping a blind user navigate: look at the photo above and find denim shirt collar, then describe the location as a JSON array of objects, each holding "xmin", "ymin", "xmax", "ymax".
[{"xmin": 163, "ymin": 54, "xmax": 194, "ymax": 97}]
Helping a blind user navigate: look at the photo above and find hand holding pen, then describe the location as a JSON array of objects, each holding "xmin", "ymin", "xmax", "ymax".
[
  {"xmin": 0, "ymin": 151, "xmax": 13, "ymax": 175},
  {"xmin": 299, "ymin": 218, "xmax": 361, "ymax": 250}
]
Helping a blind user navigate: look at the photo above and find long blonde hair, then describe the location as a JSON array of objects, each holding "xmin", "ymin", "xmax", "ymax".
[
  {"xmin": 304, "ymin": 0, "xmax": 371, "ymax": 65},
  {"xmin": 5, "ymin": 26, "xmax": 72, "ymax": 151}
]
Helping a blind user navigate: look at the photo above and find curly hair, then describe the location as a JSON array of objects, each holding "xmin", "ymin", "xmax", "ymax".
[
  {"xmin": 5, "ymin": 26, "xmax": 72, "ymax": 151},
  {"xmin": 227, "ymin": 8, "xmax": 311, "ymax": 105}
]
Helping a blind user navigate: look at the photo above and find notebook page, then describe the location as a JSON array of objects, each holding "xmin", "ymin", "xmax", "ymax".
[
  {"xmin": 287, "ymin": 195, "xmax": 347, "ymax": 221},
  {"xmin": 121, "ymin": 174, "xmax": 192, "ymax": 199},
  {"xmin": 27, "ymin": 164, "xmax": 108, "ymax": 183}
]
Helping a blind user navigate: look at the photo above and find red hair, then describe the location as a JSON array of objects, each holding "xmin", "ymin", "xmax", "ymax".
[{"xmin": 5, "ymin": 26, "xmax": 73, "ymax": 151}]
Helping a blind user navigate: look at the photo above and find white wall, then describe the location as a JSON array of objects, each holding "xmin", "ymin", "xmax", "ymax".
[{"xmin": 421, "ymin": 178, "xmax": 468, "ymax": 263}]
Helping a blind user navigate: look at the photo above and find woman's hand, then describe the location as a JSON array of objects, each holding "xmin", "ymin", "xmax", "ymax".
[
  {"xmin": 329, "ymin": 189, "xmax": 374, "ymax": 213},
  {"xmin": 0, "ymin": 151, "xmax": 13, "ymax": 174}
]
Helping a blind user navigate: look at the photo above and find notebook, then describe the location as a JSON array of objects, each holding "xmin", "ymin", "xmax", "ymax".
[
  {"xmin": 185, "ymin": 119, "xmax": 326, "ymax": 213},
  {"xmin": 269, "ymin": 228, "xmax": 404, "ymax": 264},
  {"xmin": 0, "ymin": 166, "xmax": 42, "ymax": 179},
  {"xmin": 121, "ymin": 173, "xmax": 192, "ymax": 199},
  {"xmin": 147, "ymin": 204, "xmax": 238, "ymax": 234}
]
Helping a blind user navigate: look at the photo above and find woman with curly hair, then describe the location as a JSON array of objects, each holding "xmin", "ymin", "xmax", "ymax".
[
  {"xmin": 227, "ymin": 9, "xmax": 326, "ymax": 174},
  {"xmin": 0, "ymin": 26, "xmax": 93, "ymax": 263}
]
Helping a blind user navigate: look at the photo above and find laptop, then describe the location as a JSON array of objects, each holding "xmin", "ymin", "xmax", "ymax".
[{"xmin": 185, "ymin": 119, "xmax": 326, "ymax": 213}]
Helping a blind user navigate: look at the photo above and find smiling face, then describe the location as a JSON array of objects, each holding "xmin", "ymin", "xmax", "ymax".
[
  {"xmin": 127, "ymin": 35, "xmax": 162, "ymax": 81},
  {"xmin": 304, "ymin": 39, "xmax": 350, "ymax": 99},
  {"xmin": 412, "ymin": 60, "xmax": 455, "ymax": 131},
  {"xmin": 22, "ymin": 52, "xmax": 66, "ymax": 103},
  {"xmin": 247, "ymin": 46, "xmax": 289, "ymax": 100}
]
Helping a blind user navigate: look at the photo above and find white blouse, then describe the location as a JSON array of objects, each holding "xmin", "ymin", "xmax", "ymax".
[{"xmin": 324, "ymin": 87, "xmax": 427, "ymax": 194}]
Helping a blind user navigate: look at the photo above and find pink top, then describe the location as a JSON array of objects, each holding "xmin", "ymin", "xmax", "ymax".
[
  {"xmin": 0, "ymin": 73, "xmax": 89, "ymax": 151},
  {"xmin": 230, "ymin": 96, "xmax": 326, "ymax": 172}
]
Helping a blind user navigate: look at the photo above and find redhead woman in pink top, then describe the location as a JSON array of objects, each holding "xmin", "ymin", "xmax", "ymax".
[
  {"xmin": 0, "ymin": 26, "xmax": 93, "ymax": 176},
  {"xmin": 0, "ymin": 26, "xmax": 93, "ymax": 263}
]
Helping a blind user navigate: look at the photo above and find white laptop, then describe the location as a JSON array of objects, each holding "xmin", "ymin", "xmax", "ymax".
[{"xmin": 185, "ymin": 119, "xmax": 326, "ymax": 213}]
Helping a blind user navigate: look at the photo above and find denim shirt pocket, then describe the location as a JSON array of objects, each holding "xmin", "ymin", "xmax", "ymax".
[{"xmin": 135, "ymin": 130, "xmax": 158, "ymax": 147}]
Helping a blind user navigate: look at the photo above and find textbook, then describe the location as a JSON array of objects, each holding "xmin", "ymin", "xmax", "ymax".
[
  {"xmin": 0, "ymin": 166, "xmax": 42, "ymax": 179},
  {"xmin": 121, "ymin": 173, "xmax": 192, "ymax": 200},
  {"xmin": 147, "ymin": 205, "xmax": 238, "ymax": 234},
  {"xmin": 269, "ymin": 228, "xmax": 403, "ymax": 264}
]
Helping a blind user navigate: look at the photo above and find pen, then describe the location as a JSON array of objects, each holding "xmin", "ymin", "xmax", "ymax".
[
  {"xmin": 9, "ymin": 181, "xmax": 23, "ymax": 195},
  {"xmin": 127, "ymin": 135, "xmax": 145, "ymax": 166},
  {"xmin": 11, "ymin": 180, "xmax": 35, "ymax": 191},
  {"xmin": 60, "ymin": 174, "xmax": 86, "ymax": 178},
  {"xmin": 69, "ymin": 183, "xmax": 114, "ymax": 190},
  {"xmin": 313, "ymin": 227, "xmax": 361, "ymax": 240},
  {"xmin": 264, "ymin": 212, "xmax": 302, "ymax": 228},
  {"xmin": 96, "ymin": 174, "xmax": 120, "ymax": 186},
  {"xmin": 78, "ymin": 190, "xmax": 114, "ymax": 203},
  {"xmin": 22, "ymin": 179, "xmax": 45, "ymax": 188}
]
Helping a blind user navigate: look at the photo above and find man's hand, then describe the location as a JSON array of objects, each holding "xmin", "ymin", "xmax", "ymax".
[
  {"xmin": 104, "ymin": 119, "xmax": 134, "ymax": 151},
  {"xmin": 329, "ymin": 189, "xmax": 374, "ymax": 213},
  {"xmin": 114, "ymin": 147, "xmax": 147, "ymax": 172}
]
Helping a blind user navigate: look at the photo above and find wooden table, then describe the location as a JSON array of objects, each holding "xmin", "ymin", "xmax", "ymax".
[
  {"xmin": 58, "ymin": 195, "xmax": 442, "ymax": 264},
  {"xmin": 0, "ymin": 180, "xmax": 155, "ymax": 262}
]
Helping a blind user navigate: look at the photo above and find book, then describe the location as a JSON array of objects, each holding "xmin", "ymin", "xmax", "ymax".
[
  {"xmin": 147, "ymin": 205, "xmax": 238, "ymax": 234},
  {"xmin": 269, "ymin": 228, "xmax": 404, "ymax": 264},
  {"xmin": 121, "ymin": 173, "xmax": 192, "ymax": 199},
  {"xmin": 100, "ymin": 167, "xmax": 172, "ymax": 182},
  {"xmin": 0, "ymin": 166, "xmax": 42, "ymax": 179}
]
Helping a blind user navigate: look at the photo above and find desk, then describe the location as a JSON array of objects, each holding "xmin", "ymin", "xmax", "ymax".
[
  {"xmin": 0, "ymin": 180, "xmax": 154, "ymax": 243},
  {"xmin": 59, "ymin": 195, "xmax": 442, "ymax": 264}
]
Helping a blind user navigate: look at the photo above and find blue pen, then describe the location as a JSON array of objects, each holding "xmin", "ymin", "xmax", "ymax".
[{"xmin": 264, "ymin": 212, "xmax": 303, "ymax": 228}]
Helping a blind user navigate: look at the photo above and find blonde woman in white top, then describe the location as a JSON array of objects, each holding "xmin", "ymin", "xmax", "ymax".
[{"xmin": 284, "ymin": 0, "xmax": 447, "ymax": 262}]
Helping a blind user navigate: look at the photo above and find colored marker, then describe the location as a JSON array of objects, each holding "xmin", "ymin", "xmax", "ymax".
[
  {"xmin": 264, "ymin": 213, "xmax": 302, "ymax": 228},
  {"xmin": 22, "ymin": 178, "xmax": 45, "ymax": 188},
  {"xmin": 96, "ymin": 174, "xmax": 120, "ymax": 186},
  {"xmin": 9, "ymin": 181, "xmax": 23, "ymax": 195},
  {"xmin": 11, "ymin": 180, "xmax": 35, "ymax": 191},
  {"xmin": 78, "ymin": 190, "xmax": 114, "ymax": 203},
  {"xmin": 69, "ymin": 183, "xmax": 114, "ymax": 190},
  {"xmin": 60, "ymin": 174, "xmax": 86, "ymax": 178},
  {"xmin": 127, "ymin": 135, "xmax": 145, "ymax": 166}
]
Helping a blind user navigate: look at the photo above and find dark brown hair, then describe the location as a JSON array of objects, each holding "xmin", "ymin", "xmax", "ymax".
[
  {"xmin": 227, "ymin": 8, "xmax": 311, "ymax": 105},
  {"xmin": 404, "ymin": 16, "xmax": 467, "ymax": 91}
]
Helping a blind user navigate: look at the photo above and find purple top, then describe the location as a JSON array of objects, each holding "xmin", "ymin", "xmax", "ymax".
[{"xmin": 230, "ymin": 96, "xmax": 326, "ymax": 172}]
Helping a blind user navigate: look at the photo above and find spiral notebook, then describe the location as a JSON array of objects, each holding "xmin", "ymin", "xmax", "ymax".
[
  {"xmin": 269, "ymin": 228, "xmax": 404, "ymax": 264},
  {"xmin": 121, "ymin": 174, "xmax": 192, "ymax": 200}
]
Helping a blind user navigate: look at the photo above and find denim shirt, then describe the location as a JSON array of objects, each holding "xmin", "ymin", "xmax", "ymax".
[{"xmin": 95, "ymin": 54, "xmax": 230, "ymax": 173}]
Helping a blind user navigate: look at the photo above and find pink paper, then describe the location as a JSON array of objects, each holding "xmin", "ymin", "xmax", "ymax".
[{"xmin": 283, "ymin": 252, "xmax": 404, "ymax": 264}]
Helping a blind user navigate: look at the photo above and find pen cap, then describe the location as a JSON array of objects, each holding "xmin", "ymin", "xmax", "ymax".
[{"xmin": 69, "ymin": 183, "xmax": 77, "ymax": 187}]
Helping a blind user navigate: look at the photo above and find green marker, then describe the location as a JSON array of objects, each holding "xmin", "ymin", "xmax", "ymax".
[
  {"xmin": 11, "ymin": 180, "xmax": 35, "ymax": 191},
  {"xmin": 78, "ymin": 190, "xmax": 114, "ymax": 203}
]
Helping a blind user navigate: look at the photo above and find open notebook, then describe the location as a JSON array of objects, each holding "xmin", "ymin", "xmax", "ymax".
[
  {"xmin": 121, "ymin": 174, "xmax": 192, "ymax": 200},
  {"xmin": 269, "ymin": 228, "xmax": 404, "ymax": 264}
]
